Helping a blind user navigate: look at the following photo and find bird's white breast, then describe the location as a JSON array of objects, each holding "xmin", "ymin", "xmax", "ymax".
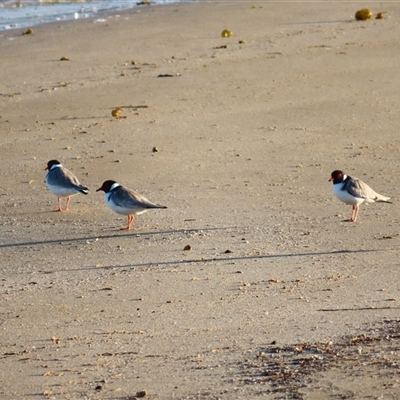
[
  {"xmin": 46, "ymin": 182, "xmax": 79, "ymax": 197},
  {"xmin": 46, "ymin": 171, "xmax": 79, "ymax": 197},
  {"xmin": 332, "ymin": 182, "xmax": 365, "ymax": 206}
]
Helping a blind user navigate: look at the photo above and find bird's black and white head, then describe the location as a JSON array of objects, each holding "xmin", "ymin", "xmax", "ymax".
[
  {"xmin": 46, "ymin": 159, "xmax": 62, "ymax": 171},
  {"xmin": 329, "ymin": 170, "xmax": 346, "ymax": 184},
  {"xmin": 96, "ymin": 180, "xmax": 119, "ymax": 193}
]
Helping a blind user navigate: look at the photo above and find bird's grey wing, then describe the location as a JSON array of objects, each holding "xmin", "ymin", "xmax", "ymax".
[
  {"xmin": 113, "ymin": 186, "xmax": 165, "ymax": 209},
  {"xmin": 48, "ymin": 168, "xmax": 87, "ymax": 191},
  {"xmin": 343, "ymin": 177, "xmax": 378, "ymax": 200}
]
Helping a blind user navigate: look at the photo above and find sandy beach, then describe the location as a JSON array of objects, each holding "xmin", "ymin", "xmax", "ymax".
[{"xmin": 1, "ymin": 1, "xmax": 400, "ymax": 398}]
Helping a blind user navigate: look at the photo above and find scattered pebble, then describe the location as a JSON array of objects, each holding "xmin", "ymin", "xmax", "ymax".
[
  {"xmin": 221, "ymin": 29, "xmax": 233, "ymax": 38},
  {"xmin": 111, "ymin": 108, "xmax": 122, "ymax": 118},
  {"xmin": 355, "ymin": 9, "xmax": 372, "ymax": 21},
  {"xmin": 157, "ymin": 73, "xmax": 181, "ymax": 78}
]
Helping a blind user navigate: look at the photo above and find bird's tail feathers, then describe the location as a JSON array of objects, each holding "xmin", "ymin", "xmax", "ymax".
[
  {"xmin": 78, "ymin": 186, "xmax": 89, "ymax": 195},
  {"xmin": 152, "ymin": 204, "xmax": 167, "ymax": 209},
  {"xmin": 376, "ymin": 195, "xmax": 391, "ymax": 203}
]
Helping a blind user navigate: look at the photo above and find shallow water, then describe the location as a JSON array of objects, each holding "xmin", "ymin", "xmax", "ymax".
[{"xmin": 0, "ymin": 0, "xmax": 187, "ymax": 31}]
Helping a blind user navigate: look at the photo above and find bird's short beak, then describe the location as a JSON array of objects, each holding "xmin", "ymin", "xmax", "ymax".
[
  {"xmin": 96, "ymin": 187, "xmax": 102, "ymax": 192},
  {"xmin": 329, "ymin": 177, "xmax": 333, "ymax": 182}
]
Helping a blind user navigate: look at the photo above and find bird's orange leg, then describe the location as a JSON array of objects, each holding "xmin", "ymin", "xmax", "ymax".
[
  {"xmin": 57, "ymin": 197, "xmax": 63, "ymax": 212},
  {"xmin": 349, "ymin": 205, "xmax": 359, "ymax": 222},
  {"xmin": 121, "ymin": 215, "xmax": 135, "ymax": 230},
  {"xmin": 353, "ymin": 206, "xmax": 360, "ymax": 222},
  {"xmin": 63, "ymin": 196, "xmax": 71, "ymax": 211}
]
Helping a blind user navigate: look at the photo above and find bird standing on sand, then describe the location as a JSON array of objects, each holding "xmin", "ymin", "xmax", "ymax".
[
  {"xmin": 96, "ymin": 180, "xmax": 167, "ymax": 230},
  {"xmin": 329, "ymin": 170, "xmax": 391, "ymax": 222},
  {"xmin": 45, "ymin": 159, "xmax": 89, "ymax": 211}
]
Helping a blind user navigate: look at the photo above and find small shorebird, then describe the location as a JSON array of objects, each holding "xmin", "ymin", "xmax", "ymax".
[
  {"xmin": 329, "ymin": 170, "xmax": 391, "ymax": 222},
  {"xmin": 96, "ymin": 180, "xmax": 167, "ymax": 230},
  {"xmin": 45, "ymin": 159, "xmax": 89, "ymax": 211}
]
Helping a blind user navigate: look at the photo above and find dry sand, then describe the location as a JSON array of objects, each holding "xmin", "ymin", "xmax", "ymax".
[{"xmin": 1, "ymin": 1, "xmax": 400, "ymax": 398}]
